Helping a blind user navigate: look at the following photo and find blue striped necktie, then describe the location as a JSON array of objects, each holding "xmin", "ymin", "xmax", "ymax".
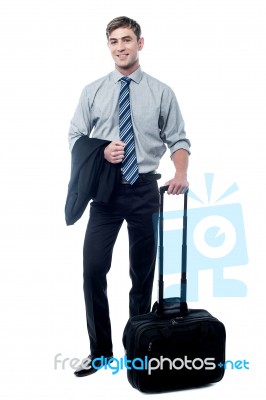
[{"xmin": 119, "ymin": 77, "xmax": 139, "ymax": 185}]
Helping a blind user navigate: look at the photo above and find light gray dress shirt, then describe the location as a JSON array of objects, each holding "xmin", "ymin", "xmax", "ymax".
[{"xmin": 68, "ymin": 67, "xmax": 190, "ymax": 173}]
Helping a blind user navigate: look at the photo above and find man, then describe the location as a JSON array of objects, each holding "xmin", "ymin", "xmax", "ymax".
[{"xmin": 68, "ymin": 16, "xmax": 191, "ymax": 377}]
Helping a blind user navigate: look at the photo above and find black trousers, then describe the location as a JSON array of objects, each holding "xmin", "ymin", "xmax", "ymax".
[{"xmin": 83, "ymin": 178, "xmax": 160, "ymax": 357}]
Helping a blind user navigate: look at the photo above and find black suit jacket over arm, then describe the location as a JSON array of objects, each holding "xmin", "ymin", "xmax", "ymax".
[{"xmin": 65, "ymin": 136, "xmax": 121, "ymax": 225}]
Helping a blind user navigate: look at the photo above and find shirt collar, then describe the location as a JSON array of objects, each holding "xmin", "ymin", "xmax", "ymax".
[{"xmin": 112, "ymin": 66, "xmax": 143, "ymax": 84}]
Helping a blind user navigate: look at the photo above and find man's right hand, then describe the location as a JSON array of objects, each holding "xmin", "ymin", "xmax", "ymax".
[{"xmin": 104, "ymin": 141, "xmax": 125, "ymax": 164}]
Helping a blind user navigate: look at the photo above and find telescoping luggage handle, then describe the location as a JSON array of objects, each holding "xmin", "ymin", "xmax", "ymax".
[{"xmin": 157, "ymin": 185, "xmax": 188, "ymax": 315}]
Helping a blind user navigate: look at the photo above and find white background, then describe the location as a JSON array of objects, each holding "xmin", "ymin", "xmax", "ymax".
[{"xmin": 0, "ymin": 0, "xmax": 265, "ymax": 398}]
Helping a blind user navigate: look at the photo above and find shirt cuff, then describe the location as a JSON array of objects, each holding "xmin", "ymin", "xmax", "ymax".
[{"xmin": 170, "ymin": 140, "xmax": 191, "ymax": 156}]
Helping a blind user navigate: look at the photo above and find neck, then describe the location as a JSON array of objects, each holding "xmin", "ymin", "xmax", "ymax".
[{"xmin": 115, "ymin": 63, "xmax": 140, "ymax": 76}]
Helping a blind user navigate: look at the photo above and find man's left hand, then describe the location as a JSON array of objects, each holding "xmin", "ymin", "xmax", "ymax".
[{"xmin": 164, "ymin": 175, "xmax": 189, "ymax": 195}]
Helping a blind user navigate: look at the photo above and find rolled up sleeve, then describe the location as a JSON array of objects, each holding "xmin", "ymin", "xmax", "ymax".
[
  {"xmin": 159, "ymin": 87, "xmax": 191, "ymax": 156},
  {"xmin": 68, "ymin": 86, "xmax": 93, "ymax": 151}
]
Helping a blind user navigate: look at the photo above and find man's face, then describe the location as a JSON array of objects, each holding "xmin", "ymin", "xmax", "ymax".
[{"xmin": 107, "ymin": 27, "xmax": 144, "ymax": 75}]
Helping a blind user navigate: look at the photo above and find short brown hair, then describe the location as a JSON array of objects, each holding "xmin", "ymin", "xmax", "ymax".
[{"xmin": 106, "ymin": 16, "xmax": 141, "ymax": 40}]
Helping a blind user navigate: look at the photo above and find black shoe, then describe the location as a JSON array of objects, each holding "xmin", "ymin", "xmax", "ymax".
[{"xmin": 74, "ymin": 355, "xmax": 113, "ymax": 377}]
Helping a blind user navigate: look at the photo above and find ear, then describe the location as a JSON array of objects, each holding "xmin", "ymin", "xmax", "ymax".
[{"xmin": 138, "ymin": 37, "xmax": 144, "ymax": 51}]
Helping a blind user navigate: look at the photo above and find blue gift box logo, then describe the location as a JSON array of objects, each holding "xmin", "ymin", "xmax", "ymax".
[{"xmin": 162, "ymin": 173, "xmax": 249, "ymax": 300}]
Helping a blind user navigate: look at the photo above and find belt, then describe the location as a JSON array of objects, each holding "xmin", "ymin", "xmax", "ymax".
[{"xmin": 121, "ymin": 172, "xmax": 161, "ymax": 184}]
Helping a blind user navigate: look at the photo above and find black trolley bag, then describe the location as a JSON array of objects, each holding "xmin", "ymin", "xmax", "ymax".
[{"xmin": 122, "ymin": 186, "xmax": 226, "ymax": 393}]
